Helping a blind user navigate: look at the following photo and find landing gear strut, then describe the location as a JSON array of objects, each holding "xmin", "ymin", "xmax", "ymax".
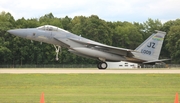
[
  {"xmin": 53, "ymin": 45, "xmax": 61, "ymax": 61},
  {"xmin": 97, "ymin": 62, "xmax": 107, "ymax": 70}
]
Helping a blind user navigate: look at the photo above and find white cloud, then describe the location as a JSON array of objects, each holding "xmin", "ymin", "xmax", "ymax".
[{"xmin": 0, "ymin": 0, "xmax": 180, "ymax": 22}]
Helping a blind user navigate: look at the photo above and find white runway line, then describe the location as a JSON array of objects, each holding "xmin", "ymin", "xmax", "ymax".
[{"xmin": 0, "ymin": 69, "xmax": 180, "ymax": 74}]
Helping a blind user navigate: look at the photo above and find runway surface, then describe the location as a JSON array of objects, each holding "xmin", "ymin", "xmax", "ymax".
[{"xmin": 0, "ymin": 69, "xmax": 180, "ymax": 74}]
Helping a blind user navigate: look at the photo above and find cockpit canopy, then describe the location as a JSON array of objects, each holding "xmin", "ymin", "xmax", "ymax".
[{"xmin": 37, "ymin": 25, "xmax": 69, "ymax": 33}]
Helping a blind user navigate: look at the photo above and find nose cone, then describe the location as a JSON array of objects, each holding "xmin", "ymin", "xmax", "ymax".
[{"xmin": 7, "ymin": 29, "xmax": 27, "ymax": 38}]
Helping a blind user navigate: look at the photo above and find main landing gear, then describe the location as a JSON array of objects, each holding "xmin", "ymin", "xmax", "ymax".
[
  {"xmin": 97, "ymin": 62, "xmax": 108, "ymax": 70},
  {"xmin": 53, "ymin": 45, "xmax": 61, "ymax": 61}
]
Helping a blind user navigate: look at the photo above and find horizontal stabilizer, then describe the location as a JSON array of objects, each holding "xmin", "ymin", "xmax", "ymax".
[{"xmin": 143, "ymin": 59, "xmax": 171, "ymax": 64}]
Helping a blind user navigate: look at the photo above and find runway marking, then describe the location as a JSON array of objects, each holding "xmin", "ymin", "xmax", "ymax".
[{"xmin": 0, "ymin": 69, "xmax": 180, "ymax": 74}]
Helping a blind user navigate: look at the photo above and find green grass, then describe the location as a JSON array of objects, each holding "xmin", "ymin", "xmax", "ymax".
[{"xmin": 0, "ymin": 74, "xmax": 180, "ymax": 103}]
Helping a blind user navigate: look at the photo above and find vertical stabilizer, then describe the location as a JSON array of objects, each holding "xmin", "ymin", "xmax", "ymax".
[{"xmin": 135, "ymin": 30, "xmax": 166, "ymax": 60}]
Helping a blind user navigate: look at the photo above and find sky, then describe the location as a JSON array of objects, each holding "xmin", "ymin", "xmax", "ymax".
[{"xmin": 0, "ymin": 0, "xmax": 180, "ymax": 23}]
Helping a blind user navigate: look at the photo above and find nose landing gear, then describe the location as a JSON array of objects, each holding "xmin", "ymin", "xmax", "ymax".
[{"xmin": 54, "ymin": 45, "xmax": 61, "ymax": 61}]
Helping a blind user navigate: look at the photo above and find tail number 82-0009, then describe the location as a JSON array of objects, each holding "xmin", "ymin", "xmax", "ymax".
[{"xmin": 141, "ymin": 49, "xmax": 151, "ymax": 55}]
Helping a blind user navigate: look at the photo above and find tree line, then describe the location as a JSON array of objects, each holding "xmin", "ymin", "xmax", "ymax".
[{"xmin": 0, "ymin": 11, "xmax": 179, "ymax": 65}]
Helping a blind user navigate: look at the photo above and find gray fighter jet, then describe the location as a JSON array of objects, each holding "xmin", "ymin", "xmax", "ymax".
[{"xmin": 8, "ymin": 25, "xmax": 169, "ymax": 69}]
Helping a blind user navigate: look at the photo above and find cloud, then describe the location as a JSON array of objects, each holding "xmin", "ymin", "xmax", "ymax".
[{"xmin": 0, "ymin": 0, "xmax": 180, "ymax": 23}]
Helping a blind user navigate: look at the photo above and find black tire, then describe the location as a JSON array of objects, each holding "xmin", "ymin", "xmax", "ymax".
[
  {"xmin": 97, "ymin": 62, "xmax": 107, "ymax": 70},
  {"xmin": 97, "ymin": 63, "xmax": 102, "ymax": 69}
]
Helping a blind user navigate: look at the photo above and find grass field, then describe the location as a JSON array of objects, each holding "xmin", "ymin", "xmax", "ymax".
[{"xmin": 0, "ymin": 73, "xmax": 180, "ymax": 103}]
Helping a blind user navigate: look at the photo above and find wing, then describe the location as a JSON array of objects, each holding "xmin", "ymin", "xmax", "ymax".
[{"xmin": 69, "ymin": 37, "xmax": 136, "ymax": 57}]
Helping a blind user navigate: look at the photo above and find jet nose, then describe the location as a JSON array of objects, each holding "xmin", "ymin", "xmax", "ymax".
[
  {"xmin": 7, "ymin": 30, "xmax": 16, "ymax": 35},
  {"xmin": 7, "ymin": 29, "xmax": 26, "ymax": 38}
]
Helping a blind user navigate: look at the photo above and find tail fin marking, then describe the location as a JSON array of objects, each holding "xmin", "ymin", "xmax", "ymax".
[{"xmin": 135, "ymin": 30, "xmax": 166, "ymax": 60}]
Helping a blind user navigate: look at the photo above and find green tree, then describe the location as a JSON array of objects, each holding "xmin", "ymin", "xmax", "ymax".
[
  {"xmin": 112, "ymin": 22, "xmax": 143, "ymax": 49},
  {"xmin": 61, "ymin": 16, "xmax": 72, "ymax": 31},
  {"xmin": 0, "ymin": 11, "xmax": 15, "ymax": 64},
  {"xmin": 143, "ymin": 18, "xmax": 162, "ymax": 39},
  {"xmin": 71, "ymin": 16, "xmax": 87, "ymax": 35},
  {"xmin": 83, "ymin": 15, "xmax": 112, "ymax": 45},
  {"xmin": 161, "ymin": 19, "xmax": 180, "ymax": 61},
  {"xmin": 166, "ymin": 25, "xmax": 180, "ymax": 63},
  {"xmin": 39, "ymin": 13, "xmax": 62, "ymax": 28}
]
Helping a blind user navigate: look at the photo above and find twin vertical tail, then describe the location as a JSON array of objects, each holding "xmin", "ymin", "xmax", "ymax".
[{"xmin": 135, "ymin": 30, "xmax": 166, "ymax": 61}]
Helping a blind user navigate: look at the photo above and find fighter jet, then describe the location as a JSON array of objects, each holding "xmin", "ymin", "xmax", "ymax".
[{"xmin": 8, "ymin": 25, "xmax": 169, "ymax": 69}]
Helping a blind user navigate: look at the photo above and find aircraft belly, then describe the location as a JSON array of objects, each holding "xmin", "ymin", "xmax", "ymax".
[
  {"xmin": 69, "ymin": 49, "xmax": 97, "ymax": 60},
  {"xmin": 73, "ymin": 47, "xmax": 125, "ymax": 61},
  {"xmin": 126, "ymin": 57, "xmax": 144, "ymax": 63}
]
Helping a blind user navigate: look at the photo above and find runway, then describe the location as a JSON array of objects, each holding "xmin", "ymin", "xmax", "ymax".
[{"xmin": 0, "ymin": 69, "xmax": 180, "ymax": 74}]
